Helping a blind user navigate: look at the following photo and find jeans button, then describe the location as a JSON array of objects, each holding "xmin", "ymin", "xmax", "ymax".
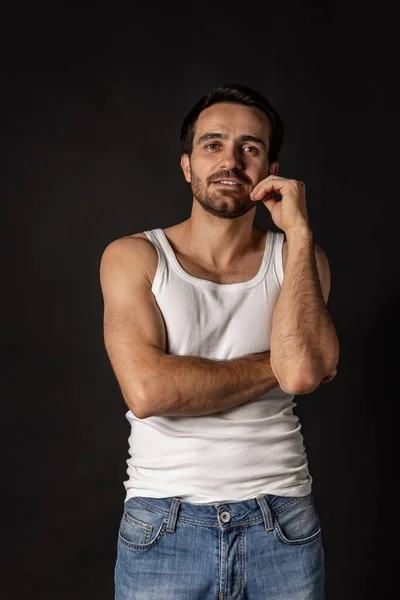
[{"xmin": 220, "ymin": 510, "xmax": 231, "ymax": 523}]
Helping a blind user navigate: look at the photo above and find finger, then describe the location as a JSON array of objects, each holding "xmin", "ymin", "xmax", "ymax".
[
  {"xmin": 250, "ymin": 190, "xmax": 276, "ymax": 202},
  {"xmin": 250, "ymin": 175, "xmax": 283, "ymax": 197},
  {"xmin": 251, "ymin": 178, "xmax": 305, "ymax": 200},
  {"xmin": 250, "ymin": 180, "xmax": 284, "ymax": 200}
]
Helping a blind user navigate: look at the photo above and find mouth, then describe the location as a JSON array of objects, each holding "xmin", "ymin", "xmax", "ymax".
[{"xmin": 211, "ymin": 179, "xmax": 244, "ymax": 187}]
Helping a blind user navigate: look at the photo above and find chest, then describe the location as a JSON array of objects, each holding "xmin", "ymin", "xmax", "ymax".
[{"xmin": 173, "ymin": 253, "xmax": 266, "ymax": 284}]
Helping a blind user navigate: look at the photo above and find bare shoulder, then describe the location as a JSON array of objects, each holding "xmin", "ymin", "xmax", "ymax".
[{"xmin": 99, "ymin": 232, "xmax": 159, "ymax": 286}]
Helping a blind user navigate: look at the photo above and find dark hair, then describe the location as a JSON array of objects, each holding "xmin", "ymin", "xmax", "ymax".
[{"xmin": 180, "ymin": 84, "xmax": 284, "ymax": 164}]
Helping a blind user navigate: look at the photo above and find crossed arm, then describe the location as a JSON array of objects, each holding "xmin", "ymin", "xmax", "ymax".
[{"xmin": 100, "ymin": 232, "xmax": 339, "ymax": 419}]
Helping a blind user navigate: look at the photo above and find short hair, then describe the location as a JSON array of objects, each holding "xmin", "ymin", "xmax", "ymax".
[{"xmin": 180, "ymin": 84, "xmax": 284, "ymax": 164}]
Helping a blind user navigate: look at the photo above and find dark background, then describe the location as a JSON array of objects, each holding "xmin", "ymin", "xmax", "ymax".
[{"xmin": 2, "ymin": 3, "xmax": 397, "ymax": 599}]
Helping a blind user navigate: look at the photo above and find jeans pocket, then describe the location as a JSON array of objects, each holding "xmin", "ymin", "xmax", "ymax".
[
  {"xmin": 273, "ymin": 494, "xmax": 322, "ymax": 546},
  {"xmin": 118, "ymin": 498, "xmax": 168, "ymax": 551}
]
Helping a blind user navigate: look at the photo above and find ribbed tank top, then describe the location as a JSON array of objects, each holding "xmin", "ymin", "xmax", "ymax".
[{"xmin": 123, "ymin": 228, "xmax": 312, "ymax": 504}]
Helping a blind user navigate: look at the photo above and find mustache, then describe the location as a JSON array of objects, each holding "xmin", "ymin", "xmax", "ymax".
[{"xmin": 207, "ymin": 170, "xmax": 251, "ymax": 185}]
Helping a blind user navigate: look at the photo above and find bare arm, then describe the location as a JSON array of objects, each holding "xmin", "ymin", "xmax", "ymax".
[
  {"xmin": 144, "ymin": 351, "xmax": 278, "ymax": 417},
  {"xmin": 270, "ymin": 226, "xmax": 340, "ymax": 394},
  {"xmin": 99, "ymin": 237, "xmax": 279, "ymax": 419}
]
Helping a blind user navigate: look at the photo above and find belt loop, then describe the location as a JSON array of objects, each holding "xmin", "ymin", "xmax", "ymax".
[
  {"xmin": 256, "ymin": 495, "xmax": 274, "ymax": 531},
  {"xmin": 166, "ymin": 497, "xmax": 181, "ymax": 533}
]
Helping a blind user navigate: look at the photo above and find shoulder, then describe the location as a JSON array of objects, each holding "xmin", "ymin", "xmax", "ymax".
[{"xmin": 99, "ymin": 232, "xmax": 159, "ymax": 285}]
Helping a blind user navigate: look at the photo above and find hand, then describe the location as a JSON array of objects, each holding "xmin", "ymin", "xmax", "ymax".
[{"xmin": 250, "ymin": 175, "xmax": 309, "ymax": 233}]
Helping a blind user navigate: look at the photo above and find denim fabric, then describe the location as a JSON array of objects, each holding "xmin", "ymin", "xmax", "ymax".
[{"xmin": 114, "ymin": 492, "xmax": 324, "ymax": 599}]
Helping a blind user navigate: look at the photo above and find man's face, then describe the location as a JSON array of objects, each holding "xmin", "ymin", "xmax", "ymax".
[{"xmin": 181, "ymin": 102, "xmax": 278, "ymax": 219}]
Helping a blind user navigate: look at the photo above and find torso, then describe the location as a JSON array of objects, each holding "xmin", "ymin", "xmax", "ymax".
[{"xmin": 125, "ymin": 223, "xmax": 288, "ymax": 285}]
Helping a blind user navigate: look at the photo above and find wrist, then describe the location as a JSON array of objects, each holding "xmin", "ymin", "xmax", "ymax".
[
  {"xmin": 246, "ymin": 352, "xmax": 279, "ymax": 385},
  {"xmin": 284, "ymin": 223, "xmax": 313, "ymax": 245}
]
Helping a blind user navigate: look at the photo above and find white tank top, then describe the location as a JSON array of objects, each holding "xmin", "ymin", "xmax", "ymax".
[{"xmin": 123, "ymin": 228, "xmax": 312, "ymax": 504}]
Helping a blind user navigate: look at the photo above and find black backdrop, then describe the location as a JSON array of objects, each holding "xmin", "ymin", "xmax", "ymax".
[{"xmin": 2, "ymin": 3, "xmax": 397, "ymax": 599}]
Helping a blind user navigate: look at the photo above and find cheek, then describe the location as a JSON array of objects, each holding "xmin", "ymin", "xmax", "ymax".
[
  {"xmin": 188, "ymin": 162, "xmax": 207, "ymax": 183},
  {"xmin": 255, "ymin": 163, "xmax": 270, "ymax": 180}
]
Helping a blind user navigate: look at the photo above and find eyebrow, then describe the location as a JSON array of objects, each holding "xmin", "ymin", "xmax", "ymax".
[{"xmin": 197, "ymin": 132, "xmax": 267, "ymax": 149}]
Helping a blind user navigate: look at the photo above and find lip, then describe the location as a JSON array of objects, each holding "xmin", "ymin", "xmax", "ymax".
[{"xmin": 211, "ymin": 180, "xmax": 244, "ymax": 186}]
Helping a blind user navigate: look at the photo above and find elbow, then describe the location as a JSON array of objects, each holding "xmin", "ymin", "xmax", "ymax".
[
  {"xmin": 287, "ymin": 379, "xmax": 320, "ymax": 395},
  {"xmin": 130, "ymin": 378, "xmax": 167, "ymax": 419},
  {"xmin": 277, "ymin": 365, "xmax": 338, "ymax": 396},
  {"xmin": 278, "ymin": 378, "xmax": 316, "ymax": 396},
  {"xmin": 271, "ymin": 357, "xmax": 316, "ymax": 395},
  {"xmin": 283, "ymin": 366, "xmax": 339, "ymax": 395},
  {"xmin": 136, "ymin": 380, "xmax": 179, "ymax": 419},
  {"xmin": 124, "ymin": 385, "xmax": 152, "ymax": 419},
  {"xmin": 131, "ymin": 404, "xmax": 151, "ymax": 420},
  {"xmin": 128, "ymin": 370, "xmax": 172, "ymax": 418}
]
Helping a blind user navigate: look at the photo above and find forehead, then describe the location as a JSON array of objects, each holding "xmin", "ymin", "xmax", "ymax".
[{"xmin": 195, "ymin": 102, "xmax": 270, "ymax": 142}]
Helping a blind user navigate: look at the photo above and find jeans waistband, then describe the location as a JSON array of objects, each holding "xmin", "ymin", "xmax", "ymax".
[{"xmin": 126, "ymin": 493, "xmax": 310, "ymax": 533}]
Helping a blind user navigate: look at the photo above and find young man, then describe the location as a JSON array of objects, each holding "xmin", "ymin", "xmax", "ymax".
[{"xmin": 100, "ymin": 84, "xmax": 340, "ymax": 600}]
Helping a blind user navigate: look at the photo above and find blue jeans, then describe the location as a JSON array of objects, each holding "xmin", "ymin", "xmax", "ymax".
[{"xmin": 114, "ymin": 492, "xmax": 325, "ymax": 599}]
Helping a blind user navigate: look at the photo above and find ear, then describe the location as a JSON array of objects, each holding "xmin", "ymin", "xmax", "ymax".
[
  {"xmin": 180, "ymin": 154, "xmax": 191, "ymax": 183},
  {"xmin": 269, "ymin": 161, "xmax": 279, "ymax": 176}
]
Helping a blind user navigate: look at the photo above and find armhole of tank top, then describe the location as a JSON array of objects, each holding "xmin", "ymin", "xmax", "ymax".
[
  {"xmin": 273, "ymin": 231, "xmax": 285, "ymax": 289},
  {"xmin": 143, "ymin": 230, "xmax": 166, "ymax": 292}
]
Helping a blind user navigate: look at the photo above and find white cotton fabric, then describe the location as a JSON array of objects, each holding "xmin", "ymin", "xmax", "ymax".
[{"xmin": 123, "ymin": 228, "xmax": 312, "ymax": 504}]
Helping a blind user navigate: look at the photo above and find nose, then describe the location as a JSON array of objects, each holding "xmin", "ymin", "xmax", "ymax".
[{"xmin": 218, "ymin": 145, "xmax": 244, "ymax": 171}]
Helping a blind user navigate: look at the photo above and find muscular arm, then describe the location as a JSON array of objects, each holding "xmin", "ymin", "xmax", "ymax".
[
  {"xmin": 271, "ymin": 226, "xmax": 340, "ymax": 393},
  {"xmin": 100, "ymin": 237, "xmax": 279, "ymax": 419},
  {"xmin": 140, "ymin": 351, "xmax": 278, "ymax": 418}
]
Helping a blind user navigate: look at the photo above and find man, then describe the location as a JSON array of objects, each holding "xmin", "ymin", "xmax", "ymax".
[{"xmin": 100, "ymin": 84, "xmax": 340, "ymax": 600}]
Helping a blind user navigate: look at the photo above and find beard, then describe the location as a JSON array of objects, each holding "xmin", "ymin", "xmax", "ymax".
[{"xmin": 190, "ymin": 167, "xmax": 256, "ymax": 219}]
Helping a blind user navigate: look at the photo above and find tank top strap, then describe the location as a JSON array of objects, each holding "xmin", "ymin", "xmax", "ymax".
[
  {"xmin": 143, "ymin": 229, "xmax": 168, "ymax": 287},
  {"xmin": 271, "ymin": 230, "xmax": 285, "ymax": 288}
]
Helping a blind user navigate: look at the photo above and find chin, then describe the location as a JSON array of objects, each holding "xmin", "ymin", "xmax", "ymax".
[{"xmin": 200, "ymin": 198, "xmax": 255, "ymax": 219}]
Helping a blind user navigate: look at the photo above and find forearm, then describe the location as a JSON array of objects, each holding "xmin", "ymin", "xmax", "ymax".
[
  {"xmin": 142, "ymin": 351, "xmax": 278, "ymax": 418},
  {"xmin": 270, "ymin": 226, "xmax": 339, "ymax": 393}
]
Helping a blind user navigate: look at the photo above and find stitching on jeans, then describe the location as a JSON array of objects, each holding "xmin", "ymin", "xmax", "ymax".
[
  {"xmin": 130, "ymin": 496, "xmax": 308, "ymax": 528},
  {"xmin": 274, "ymin": 522, "xmax": 322, "ymax": 546},
  {"xmin": 272, "ymin": 496, "xmax": 305, "ymax": 515},
  {"xmin": 130, "ymin": 499, "xmax": 261, "ymax": 527},
  {"xmin": 131, "ymin": 498, "xmax": 170, "ymax": 518},
  {"xmin": 123, "ymin": 511, "xmax": 153, "ymax": 530},
  {"xmin": 119, "ymin": 520, "xmax": 168, "ymax": 550}
]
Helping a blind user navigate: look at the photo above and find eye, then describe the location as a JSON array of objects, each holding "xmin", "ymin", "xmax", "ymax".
[
  {"xmin": 205, "ymin": 143, "xmax": 220, "ymax": 150},
  {"xmin": 243, "ymin": 146, "xmax": 258, "ymax": 154}
]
